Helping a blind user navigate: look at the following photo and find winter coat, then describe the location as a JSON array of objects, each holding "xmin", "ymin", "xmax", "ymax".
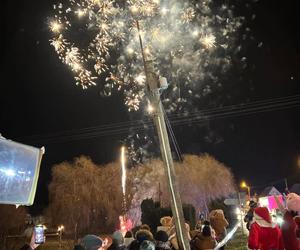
[
  {"xmin": 128, "ymin": 240, "xmax": 140, "ymax": 250},
  {"xmin": 19, "ymin": 245, "xmax": 33, "ymax": 250},
  {"xmin": 155, "ymin": 241, "xmax": 171, "ymax": 250},
  {"xmin": 124, "ymin": 237, "xmax": 135, "ymax": 247},
  {"xmin": 248, "ymin": 222, "xmax": 284, "ymax": 250},
  {"xmin": 193, "ymin": 234, "xmax": 216, "ymax": 250},
  {"xmin": 128, "ymin": 230, "xmax": 154, "ymax": 250},
  {"xmin": 107, "ymin": 243, "xmax": 127, "ymax": 250},
  {"xmin": 281, "ymin": 210, "xmax": 300, "ymax": 250}
]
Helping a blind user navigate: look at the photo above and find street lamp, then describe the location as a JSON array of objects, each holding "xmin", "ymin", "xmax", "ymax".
[{"xmin": 241, "ymin": 181, "xmax": 251, "ymax": 200}]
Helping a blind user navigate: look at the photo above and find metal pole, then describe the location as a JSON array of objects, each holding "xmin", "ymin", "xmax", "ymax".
[
  {"xmin": 151, "ymin": 92, "xmax": 190, "ymax": 250},
  {"xmin": 59, "ymin": 231, "xmax": 62, "ymax": 249},
  {"xmin": 237, "ymin": 192, "xmax": 244, "ymax": 235},
  {"xmin": 136, "ymin": 21, "xmax": 190, "ymax": 250},
  {"xmin": 284, "ymin": 178, "xmax": 288, "ymax": 191}
]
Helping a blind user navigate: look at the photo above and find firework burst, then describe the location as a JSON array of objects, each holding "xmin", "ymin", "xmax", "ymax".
[
  {"xmin": 49, "ymin": 0, "xmax": 251, "ymax": 162},
  {"xmin": 49, "ymin": 0, "xmax": 245, "ymax": 108}
]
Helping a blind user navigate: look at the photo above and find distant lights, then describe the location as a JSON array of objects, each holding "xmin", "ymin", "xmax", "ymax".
[{"xmin": 57, "ymin": 225, "xmax": 64, "ymax": 232}]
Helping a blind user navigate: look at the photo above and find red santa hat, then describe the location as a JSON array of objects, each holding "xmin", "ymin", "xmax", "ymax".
[
  {"xmin": 286, "ymin": 193, "xmax": 300, "ymax": 213},
  {"xmin": 254, "ymin": 207, "xmax": 272, "ymax": 224}
]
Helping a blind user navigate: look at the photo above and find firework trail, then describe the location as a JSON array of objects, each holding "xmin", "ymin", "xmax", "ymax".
[{"xmin": 121, "ymin": 146, "xmax": 126, "ymax": 196}]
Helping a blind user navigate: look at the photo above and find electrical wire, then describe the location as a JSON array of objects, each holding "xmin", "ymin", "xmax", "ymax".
[{"xmin": 17, "ymin": 94, "xmax": 300, "ymax": 144}]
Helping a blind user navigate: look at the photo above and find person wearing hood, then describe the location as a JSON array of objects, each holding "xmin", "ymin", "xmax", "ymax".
[
  {"xmin": 108, "ymin": 231, "xmax": 127, "ymax": 250},
  {"xmin": 128, "ymin": 229, "xmax": 154, "ymax": 250},
  {"xmin": 190, "ymin": 221, "xmax": 216, "ymax": 250},
  {"xmin": 155, "ymin": 230, "xmax": 171, "ymax": 250},
  {"xmin": 81, "ymin": 234, "xmax": 105, "ymax": 250},
  {"xmin": 275, "ymin": 193, "xmax": 300, "ymax": 250},
  {"xmin": 248, "ymin": 207, "xmax": 284, "ymax": 250},
  {"xmin": 124, "ymin": 231, "xmax": 135, "ymax": 247}
]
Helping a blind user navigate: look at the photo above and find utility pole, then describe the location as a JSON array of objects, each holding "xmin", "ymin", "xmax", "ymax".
[
  {"xmin": 284, "ymin": 178, "xmax": 289, "ymax": 192},
  {"xmin": 237, "ymin": 192, "xmax": 244, "ymax": 235},
  {"xmin": 136, "ymin": 20, "xmax": 190, "ymax": 250},
  {"xmin": 146, "ymin": 61, "xmax": 190, "ymax": 250}
]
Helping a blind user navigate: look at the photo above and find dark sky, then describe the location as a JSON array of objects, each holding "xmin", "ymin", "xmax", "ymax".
[{"xmin": 1, "ymin": 0, "xmax": 300, "ymax": 212}]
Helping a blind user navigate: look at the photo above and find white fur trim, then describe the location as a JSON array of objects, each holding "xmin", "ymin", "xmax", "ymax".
[{"xmin": 253, "ymin": 213, "xmax": 274, "ymax": 228}]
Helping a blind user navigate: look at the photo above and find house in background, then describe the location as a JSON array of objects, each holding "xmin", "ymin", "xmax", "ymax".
[
  {"xmin": 260, "ymin": 186, "xmax": 281, "ymax": 197},
  {"xmin": 290, "ymin": 184, "xmax": 300, "ymax": 195}
]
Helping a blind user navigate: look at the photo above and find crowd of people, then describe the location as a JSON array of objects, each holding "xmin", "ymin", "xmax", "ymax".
[
  {"xmin": 69, "ymin": 209, "xmax": 228, "ymax": 250},
  {"xmin": 20, "ymin": 192, "xmax": 300, "ymax": 250},
  {"xmin": 19, "ymin": 209, "xmax": 228, "ymax": 250}
]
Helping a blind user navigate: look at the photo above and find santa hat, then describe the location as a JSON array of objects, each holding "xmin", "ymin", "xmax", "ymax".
[
  {"xmin": 286, "ymin": 193, "xmax": 300, "ymax": 213},
  {"xmin": 254, "ymin": 207, "xmax": 272, "ymax": 224}
]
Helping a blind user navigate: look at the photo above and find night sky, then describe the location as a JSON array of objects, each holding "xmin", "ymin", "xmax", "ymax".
[{"xmin": 2, "ymin": 0, "xmax": 300, "ymax": 212}]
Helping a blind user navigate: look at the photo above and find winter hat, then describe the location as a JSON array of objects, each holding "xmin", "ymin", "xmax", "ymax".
[
  {"xmin": 112, "ymin": 230, "xmax": 124, "ymax": 245},
  {"xmin": 140, "ymin": 224, "xmax": 151, "ymax": 231},
  {"xmin": 136, "ymin": 229, "xmax": 154, "ymax": 243},
  {"xmin": 139, "ymin": 240, "xmax": 155, "ymax": 250},
  {"xmin": 286, "ymin": 193, "xmax": 300, "ymax": 213},
  {"xmin": 155, "ymin": 230, "xmax": 169, "ymax": 242},
  {"xmin": 74, "ymin": 245, "xmax": 85, "ymax": 250},
  {"xmin": 82, "ymin": 234, "xmax": 103, "ymax": 250},
  {"xmin": 254, "ymin": 207, "xmax": 272, "ymax": 224}
]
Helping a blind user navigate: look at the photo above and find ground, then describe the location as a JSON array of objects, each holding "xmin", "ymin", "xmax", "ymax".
[{"xmin": 226, "ymin": 231, "xmax": 248, "ymax": 250}]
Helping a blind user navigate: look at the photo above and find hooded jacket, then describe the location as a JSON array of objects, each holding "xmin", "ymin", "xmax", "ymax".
[{"xmin": 193, "ymin": 234, "xmax": 216, "ymax": 250}]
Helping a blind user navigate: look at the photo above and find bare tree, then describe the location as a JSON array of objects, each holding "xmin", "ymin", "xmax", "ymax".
[
  {"xmin": 127, "ymin": 154, "xmax": 235, "ymax": 225},
  {"xmin": 0, "ymin": 205, "xmax": 27, "ymax": 245},
  {"xmin": 47, "ymin": 154, "xmax": 235, "ymax": 233}
]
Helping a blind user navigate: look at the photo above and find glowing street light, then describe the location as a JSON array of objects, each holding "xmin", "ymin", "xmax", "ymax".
[
  {"xmin": 241, "ymin": 181, "xmax": 251, "ymax": 200},
  {"xmin": 57, "ymin": 225, "xmax": 64, "ymax": 232}
]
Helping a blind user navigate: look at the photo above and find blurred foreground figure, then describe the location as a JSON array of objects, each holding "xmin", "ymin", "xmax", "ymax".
[{"xmin": 275, "ymin": 193, "xmax": 300, "ymax": 250}]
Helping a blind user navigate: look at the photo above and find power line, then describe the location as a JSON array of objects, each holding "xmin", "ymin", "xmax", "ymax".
[{"xmin": 16, "ymin": 94, "xmax": 300, "ymax": 144}]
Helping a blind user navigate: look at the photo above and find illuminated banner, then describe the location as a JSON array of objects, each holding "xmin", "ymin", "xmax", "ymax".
[{"xmin": 0, "ymin": 137, "xmax": 44, "ymax": 206}]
